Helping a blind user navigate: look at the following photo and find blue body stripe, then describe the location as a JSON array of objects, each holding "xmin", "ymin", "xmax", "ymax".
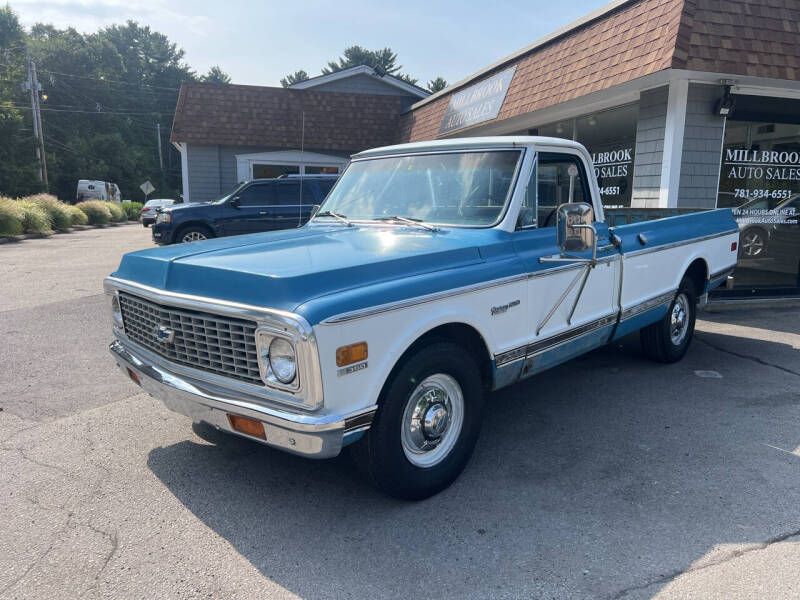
[{"xmin": 111, "ymin": 210, "xmax": 737, "ymax": 326}]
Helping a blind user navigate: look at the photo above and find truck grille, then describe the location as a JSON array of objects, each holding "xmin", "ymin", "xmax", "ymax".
[{"xmin": 118, "ymin": 292, "xmax": 262, "ymax": 385}]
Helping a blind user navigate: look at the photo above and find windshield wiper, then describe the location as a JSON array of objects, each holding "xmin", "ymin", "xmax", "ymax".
[
  {"xmin": 374, "ymin": 216, "xmax": 438, "ymax": 232},
  {"xmin": 315, "ymin": 210, "xmax": 352, "ymax": 226}
]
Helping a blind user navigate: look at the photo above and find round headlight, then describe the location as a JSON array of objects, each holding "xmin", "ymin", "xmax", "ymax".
[
  {"xmin": 110, "ymin": 294, "xmax": 124, "ymax": 330},
  {"xmin": 268, "ymin": 337, "xmax": 296, "ymax": 384}
]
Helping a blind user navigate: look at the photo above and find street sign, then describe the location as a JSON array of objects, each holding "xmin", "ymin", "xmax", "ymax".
[{"xmin": 139, "ymin": 180, "xmax": 155, "ymax": 197}]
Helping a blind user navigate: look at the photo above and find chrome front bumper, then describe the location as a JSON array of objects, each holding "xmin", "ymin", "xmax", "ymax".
[{"xmin": 110, "ymin": 340, "xmax": 374, "ymax": 458}]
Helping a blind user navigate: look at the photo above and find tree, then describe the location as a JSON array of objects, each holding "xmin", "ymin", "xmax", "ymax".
[
  {"xmin": 321, "ymin": 45, "xmax": 417, "ymax": 85},
  {"xmin": 280, "ymin": 69, "xmax": 309, "ymax": 88},
  {"xmin": 201, "ymin": 65, "xmax": 231, "ymax": 84},
  {"xmin": 22, "ymin": 20, "xmax": 195, "ymax": 201},
  {"xmin": 0, "ymin": 5, "xmax": 43, "ymax": 197},
  {"xmin": 427, "ymin": 76, "xmax": 448, "ymax": 93}
]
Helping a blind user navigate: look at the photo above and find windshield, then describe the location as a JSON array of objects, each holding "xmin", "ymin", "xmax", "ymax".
[{"xmin": 317, "ymin": 150, "xmax": 522, "ymax": 227}]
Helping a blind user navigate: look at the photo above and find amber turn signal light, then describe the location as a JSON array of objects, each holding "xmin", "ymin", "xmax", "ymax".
[
  {"xmin": 227, "ymin": 414, "xmax": 266, "ymax": 440},
  {"xmin": 336, "ymin": 341, "xmax": 368, "ymax": 367},
  {"xmin": 126, "ymin": 367, "xmax": 140, "ymax": 386}
]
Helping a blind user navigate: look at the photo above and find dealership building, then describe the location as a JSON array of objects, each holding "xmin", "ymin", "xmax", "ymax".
[{"xmin": 172, "ymin": 0, "xmax": 800, "ymax": 297}]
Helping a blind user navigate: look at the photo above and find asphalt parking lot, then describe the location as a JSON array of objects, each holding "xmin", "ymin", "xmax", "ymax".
[{"xmin": 1, "ymin": 225, "xmax": 799, "ymax": 599}]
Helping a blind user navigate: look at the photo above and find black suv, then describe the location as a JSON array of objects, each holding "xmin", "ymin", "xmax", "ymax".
[{"xmin": 152, "ymin": 175, "xmax": 338, "ymax": 244}]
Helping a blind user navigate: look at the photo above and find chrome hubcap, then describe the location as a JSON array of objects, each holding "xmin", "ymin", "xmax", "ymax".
[
  {"xmin": 182, "ymin": 231, "xmax": 207, "ymax": 243},
  {"xmin": 401, "ymin": 374, "xmax": 464, "ymax": 468},
  {"xmin": 670, "ymin": 293, "xmax": 690, "ymax": 345},
  {"xmin": 742, "ymin": 232, "xmax": 763, "ymax": 257}
]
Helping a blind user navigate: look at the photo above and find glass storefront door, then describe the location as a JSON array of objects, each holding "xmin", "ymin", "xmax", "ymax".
[{"xmin": 717, "ymin": 105, "xmax": 800, "ymax": 294}]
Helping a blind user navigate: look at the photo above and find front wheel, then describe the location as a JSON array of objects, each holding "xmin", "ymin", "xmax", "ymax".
[
  {"xmin": 640, "ymin": 278, "xmax": 697, "ymax": 363},
  {"xmin": 177, "ymin": 225, "xmax": 214, "ymax": 243},
  {"xmin": 351, "ymin": 341, "xmax": 485, "ymax": 500}
]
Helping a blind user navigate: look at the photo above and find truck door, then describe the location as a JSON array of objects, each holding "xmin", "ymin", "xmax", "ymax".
[
  {"xmin": 223, "ymin": 181, "xmax": 276, "ymax": 235},
  {"xmin": 512, "ymin": 151, "xmax": 620, "ymax": 376}
]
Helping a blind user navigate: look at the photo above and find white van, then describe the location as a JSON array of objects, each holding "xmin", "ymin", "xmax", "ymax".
[{"xmin": 77, "ymin": 180, "xmax": 121, "ymax": 203}]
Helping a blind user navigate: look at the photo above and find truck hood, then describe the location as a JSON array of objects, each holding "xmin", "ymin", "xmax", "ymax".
[{"xmin": 111, "ymin": 224, "xmax": 506, "ymax": 321}]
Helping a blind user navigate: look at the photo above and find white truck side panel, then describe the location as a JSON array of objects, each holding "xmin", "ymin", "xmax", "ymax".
[
  {"xmin": 312, "ymin": 278, "xmax": 528, "ymax": 415},
  {"xmin": 621, "ymin": 232, "xmax": 739, "ymax": 309}
]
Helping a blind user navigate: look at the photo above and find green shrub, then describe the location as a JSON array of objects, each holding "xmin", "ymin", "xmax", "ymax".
[
  {"xmin": 25, "ymin": 193, "xmax": 73, "ymax": 230},
  {"xmin": 105, "ymin": 202, "xmax": 127, "ymax": 223},
  {"xmin": 16, "ymin": 200, "xmax": 52, "ymax": 234},
  {"xmin": 0, "ymin": 197, "xmax": 24, "ymax": 236},
  {"xmin": 67, "ymin": 205, "xmax": 88, "ymax": 226},
  {"xmin": 120, "ymin": 201, "xmax": 143, "ymax": 221},
  {"xmin": 77, "ymin": 200, "xmax": 112, "ymax": 225}
]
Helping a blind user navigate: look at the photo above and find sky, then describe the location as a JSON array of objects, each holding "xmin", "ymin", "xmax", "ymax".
[{"xmin": 11, "ymin": 0, "xmax": 610, "ymax": 89}]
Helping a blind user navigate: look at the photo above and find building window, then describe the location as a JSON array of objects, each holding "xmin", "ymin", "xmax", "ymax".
[
  {"xmin": 717, "ymin": 115, "xmax": 800, "ymax": 292},
  {"xmin": 305, "ymin": 165, "xmax": 340, "ymax": 175},
  {"xmin": 532, "ymin": 104, "xmax": 638, "ymax": 208},
  {"xmin": 253, "ymin": 164, "xmax": 300, "ymax": 179}
]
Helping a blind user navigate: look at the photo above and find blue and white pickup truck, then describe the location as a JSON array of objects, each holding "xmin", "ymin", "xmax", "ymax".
[{"xmin": 106, "ymin": 137, "xmax": 739, "ymax": 499}]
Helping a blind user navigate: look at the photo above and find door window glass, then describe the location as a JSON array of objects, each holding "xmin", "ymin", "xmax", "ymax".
[
  {"xmin": 237, "ymin": 183, "xmax": 274, "ymax": 206},
  {"xmin": 536, "ymin": 153, "xmax": 590, "ymax": 227},
  {"xmin": 517, "ymin": 163, "xmax": 536, "ymax": 228},
  {"xmin": 275, "ymin": 182, "xmax": 301, "ymax": 206}
]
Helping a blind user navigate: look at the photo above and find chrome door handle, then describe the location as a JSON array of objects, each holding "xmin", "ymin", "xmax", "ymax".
[{"xmin": 259, "ymin": 211, "xmax": 270, "ymax": 215}]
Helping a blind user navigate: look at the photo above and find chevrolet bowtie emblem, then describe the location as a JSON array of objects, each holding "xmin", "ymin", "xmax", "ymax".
[{"xmin": 155, "ymin": 325, "xmax": 175, "ymax": 343}]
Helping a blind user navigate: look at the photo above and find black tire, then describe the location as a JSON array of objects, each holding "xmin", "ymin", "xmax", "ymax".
[
  {"xmin": 176, "ymin": 224, "xmax": 214, "ymax": 243},
  {"xmin": 142, "ymin": 222, "xmax": 149, "ymax": 228},
  {"xmin": 351, "ymin": 341, "xmax": 485, "ymax": 500},
  {"xmin": 640, "ymin": 277, "xmax": 697, "ymax": 363},
  {"xmin": 739, "ymin": 227, "xmax": 768, "ymax": 258}
]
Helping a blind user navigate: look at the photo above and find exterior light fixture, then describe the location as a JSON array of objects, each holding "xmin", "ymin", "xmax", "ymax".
[
  {"xmin": 556, "ymin": 123, "xmax": 564, "ymax": 134},
  {"xmin": 588, "ymin": 116, "xmax": 597, "ymax": 126},
  {"xmin": 715, "ymin": 85, "xmax": 735, "ymax": 116}
]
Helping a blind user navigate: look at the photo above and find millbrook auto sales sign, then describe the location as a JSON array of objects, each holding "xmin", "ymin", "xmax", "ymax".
[
  {"xmin": 439, "ymin": 66, "xmax": 516, "ymax": 136},
  {"xmin": 723, "ymin": 148, "xmax": 800, "ymax": 202}
]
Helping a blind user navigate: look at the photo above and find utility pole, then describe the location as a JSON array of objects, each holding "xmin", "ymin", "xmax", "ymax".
[
  {"xmin": 156, "ymin": 122, "xmax": 164, "ymax": 171},
  {"xmin": 25, "ymin": 47, "xmax": 48, "ymax": 189}
]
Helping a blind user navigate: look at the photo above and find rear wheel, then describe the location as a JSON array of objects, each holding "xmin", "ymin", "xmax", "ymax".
[
  {"xmin": 351, "ymin": 341, "xmax": 485, "ymax": 500},
  {"xmin": 177, "ymin": 225, "xmax": 213, "ymax": 243},
  {"xmin": 640, "ymin": 277, "xmax": 697, "ymax": 363}
]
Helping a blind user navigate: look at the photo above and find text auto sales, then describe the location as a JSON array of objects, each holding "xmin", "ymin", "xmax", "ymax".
[
  {"xmin": 725, "ymin": 149, "xmax": 800, "ymax": 181},
  {"xmin": 590, "ymin": 148, "xmax": 632, "ymax": 178}
]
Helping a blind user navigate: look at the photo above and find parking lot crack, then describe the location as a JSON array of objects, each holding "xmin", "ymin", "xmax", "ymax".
[
  {"xmin": 0, "ymin": 511, "xmax": 75, "ymax": 596},
  {"xmin": 696, "ymin": 336, "xmax": 800, "ymax": 377},
  {"xmin": 608, "ymin": 527, "xmax": 800, "ymax": 599},
  {"xmin": 79, "ymin": 521, "xmax": 119, "ymax": 597}
]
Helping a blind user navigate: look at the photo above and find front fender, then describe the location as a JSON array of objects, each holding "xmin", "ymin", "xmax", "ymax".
[{"xmin": 311, "ymin": 277, "xmax": 529, "ymax": 416}]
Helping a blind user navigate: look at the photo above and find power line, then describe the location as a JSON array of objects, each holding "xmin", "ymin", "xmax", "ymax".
[
  {"xmin": 44, "ymin": 133, "xmax": 107, "ymax": 162},
  {"xmin": 11, "ymin": 104, "xmax": 164, "ymax": 115},
  {"xmin": 35, "ymin": 68, "xmax": 182, "ymax": 91}
]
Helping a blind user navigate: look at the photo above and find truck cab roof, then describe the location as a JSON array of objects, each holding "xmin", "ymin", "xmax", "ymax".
[{"xmin": 353, "ymin": 136, "xmax": 589, "ymax": 159}]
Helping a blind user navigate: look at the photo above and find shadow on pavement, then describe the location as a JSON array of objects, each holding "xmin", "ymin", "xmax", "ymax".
[{"xmin": 147, "ymin": 332, "xmax": 800, "ymax": 599}]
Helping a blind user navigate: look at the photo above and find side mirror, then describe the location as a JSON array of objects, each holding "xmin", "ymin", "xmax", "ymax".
[
  {"xmin": 229, "ymin": 197, "xmax": 240, "ymax": 208},
  {"xmin": 556, "ymin": 202, "xmax": 596, "ymax": 255}
]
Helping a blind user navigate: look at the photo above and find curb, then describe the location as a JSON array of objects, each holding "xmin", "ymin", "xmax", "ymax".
[
  {"xmin": 706, "ymin": 297, "xmax": 800, "ymax": 311},
  {"xmin": 0, "ymin": 221, "xmax": 139, "ymax": 244}
]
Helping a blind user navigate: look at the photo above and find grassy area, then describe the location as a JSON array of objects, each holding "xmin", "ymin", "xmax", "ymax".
[{"xmin": 0, "ymin": 193, "xmax": 136, "ymax": 236}]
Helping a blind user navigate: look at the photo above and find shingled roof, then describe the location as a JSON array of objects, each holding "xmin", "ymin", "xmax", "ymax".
[
  {"xmin": 399, "ymin": 0, "xmax": 800, "ymax": 142},
  {"xmin": 171, "ymin": 83, "xmax": 410, "ymax": 151}
]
